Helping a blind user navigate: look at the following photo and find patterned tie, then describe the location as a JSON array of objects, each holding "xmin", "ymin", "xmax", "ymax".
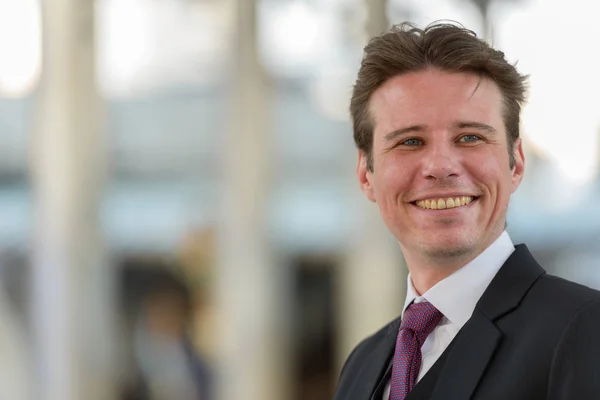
[{"xmin": 389, "ymin": 301, "xmax": 443, "ymax": 400}]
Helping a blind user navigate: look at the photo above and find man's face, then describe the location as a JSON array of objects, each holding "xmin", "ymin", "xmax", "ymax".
[{"xmin": 358, "ymin": 68, "xmax": 525, "ymax": 264}]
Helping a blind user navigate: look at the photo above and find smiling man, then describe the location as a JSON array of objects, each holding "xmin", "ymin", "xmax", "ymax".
[{"xmin": 333, "ymin": 22, "xmax": 600, "ymax": 400}]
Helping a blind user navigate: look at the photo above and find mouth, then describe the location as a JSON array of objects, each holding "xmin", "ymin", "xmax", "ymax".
[{"xmin": 411, "ymin": 196, "xmax": 478, "ymax": 210}]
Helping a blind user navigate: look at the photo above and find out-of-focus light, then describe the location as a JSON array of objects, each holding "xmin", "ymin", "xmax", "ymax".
[
  {"xmin": 0, "ymin": 0, "xmax": 41, "ymax": 98},
  {"xmin": 309, "ymin": 66, "xmax": 355, "ymax": 121},
  {"xmin": 276, "ymin": 2, "xmax": 319, "ymax": 61},
  {"xmin": 496, "ymin": 0, "xmax": 600, "ymax": 185},
  {"xmin": 388, "ymin": 0, "xmax": 483, "ymax": 36},
  {"xmin": 97, "ymin": 0, "xmax": 225, "ymax": 98},
  {"xmin": 259, "ymin": 0, "xmax": 326, "ymax": 76},
  {"xmin": 523, "ymin": 87, "xmax": 599, "ymax": 185},
  {"xmin": 96, "ymin": 0, "xmax": 154, "ymax": 97}
]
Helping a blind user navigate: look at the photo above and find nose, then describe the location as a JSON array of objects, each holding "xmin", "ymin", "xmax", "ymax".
[{"xmin": 421, "ymin": 140, "xmax": 461, "ymax": 181}]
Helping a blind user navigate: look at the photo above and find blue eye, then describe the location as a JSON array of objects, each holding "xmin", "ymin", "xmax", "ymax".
[
  {"xmin": 459, "ymin": 135, "xmax": 481, "ymax": 143},
  {"xmin": 402, "ymin": 138, "xmax": 423, "ymax": 146}
]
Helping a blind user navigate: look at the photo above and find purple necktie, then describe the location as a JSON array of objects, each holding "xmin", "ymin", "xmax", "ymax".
[{"xmin": 389, "ymin": 301, "xmax": 443, "ymax": 400}]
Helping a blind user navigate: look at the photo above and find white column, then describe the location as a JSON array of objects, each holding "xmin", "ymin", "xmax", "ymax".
[
  {"xmin": 0, "ymin": 288, "xmax": 31, "ymax": 400},
  {"xmin": 338, "ymin": 202, "xmax": 406, "ymax": 367},
  {"xmin": 30, "ymin": 1, "xmax": 115, "ymax": 399},
  {"xmin": 337, "ymin": 0, "xmax": 406, "ymax": 369},
  {"xmin": 215, "ymin": 0, "xmax": 286, "ymax": 399},
  {"xmin": 366, "ymin": 0, "xmax": 390, "ymax": 37}
]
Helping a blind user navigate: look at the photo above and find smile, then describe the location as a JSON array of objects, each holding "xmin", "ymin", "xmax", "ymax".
[{"xmin": 414, "ymin": 196, "xmax": 475, "ymax": 210}]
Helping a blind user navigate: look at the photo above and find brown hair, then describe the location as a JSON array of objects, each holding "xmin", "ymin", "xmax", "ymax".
[{"xmin": 350, "ymin": 22, "xmax": 529, "ymax": 171}]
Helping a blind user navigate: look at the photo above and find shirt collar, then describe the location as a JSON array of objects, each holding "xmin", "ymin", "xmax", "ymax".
[{"xmin": 402, "ymin": 231, "xmax": 515, "ymax": 328}]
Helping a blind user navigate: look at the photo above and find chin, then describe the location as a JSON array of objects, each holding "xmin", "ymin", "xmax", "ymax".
[
  {"xmin": 422, "ymin": 244, "xmax": 473, "ymax": 260},
  {"xmin": 417, "ymin": 235, "xmax": 477, "ymax": 260}
]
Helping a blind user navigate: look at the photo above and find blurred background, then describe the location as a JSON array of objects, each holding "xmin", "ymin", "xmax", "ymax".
[{"xmin": 0, "ymin": 0, "xmax": 599, "ymax": 399}]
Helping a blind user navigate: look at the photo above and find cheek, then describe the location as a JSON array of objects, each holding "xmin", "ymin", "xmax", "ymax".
[
  {"xmin": 469, "ymin": 150, "xmax": 511, "ymax": 186},
  {"xmin": 374, "ymin": 158, "xmax": 412, "ymax": 199},
  {"xmin": 476, "ymin": 167, "xmax": 513, "ymax": 211}
]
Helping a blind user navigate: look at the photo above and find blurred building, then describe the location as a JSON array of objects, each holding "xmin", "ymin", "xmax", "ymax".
[{"xmin": 0, "ymin": 0, "xmax": 598, "ymax": 399}]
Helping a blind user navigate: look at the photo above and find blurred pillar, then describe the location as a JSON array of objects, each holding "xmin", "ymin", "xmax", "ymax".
[
  {"xmin": 337, "ymin": 0, "xmax": 406, "ymax": 370},
  {"xmin": 338, "ymin": 204, "xmax": 406, "ymax": 368},
  {"xmin": 365, "ymin": 0, "xmax": 390, "ymax": 37},
  {"xmin": 471, "ymin": 0, "xmax": 494, "ymax": 41},
  {"xmin": 29, "ymin": 1, "xmax": 115, "ymax": 400},
  {"xmin": 215, "ymin": 0, "xmax": 287, "ymax": 399},
  {"xmin": 0, "ymin": 288, "xmax": 30, "ymax": 399}
]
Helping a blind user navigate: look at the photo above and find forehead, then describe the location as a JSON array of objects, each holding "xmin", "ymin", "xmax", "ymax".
[{"xmin": 369, "ymin": 69, "xmax": 504, "ymax": 134}]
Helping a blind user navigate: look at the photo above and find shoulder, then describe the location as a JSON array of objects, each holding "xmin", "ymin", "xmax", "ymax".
[
  {"xmin": 518, "ymin": 271, "xmax": 600, "ymax": 343},
  {"xmin": 546, "ymin": 287, "xmax": 600, "ymax": 395},
  {"xmin": 507, "ymin": 243, "xmax": 600, "ymax": 315},
  {"xmin": 540, "ymin": 274, "xmax": 600, "ymax": 327},
  {"xmin": 532, "ymin": 272, "xmax": 600, "ymax": 309}
]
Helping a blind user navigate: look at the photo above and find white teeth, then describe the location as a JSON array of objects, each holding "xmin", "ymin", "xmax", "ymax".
[{"xmin": 415, "ymin": 196, "xmax": 474, "ymax": 210}]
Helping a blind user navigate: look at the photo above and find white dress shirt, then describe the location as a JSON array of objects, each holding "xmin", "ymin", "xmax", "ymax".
[{"xmin": 383, "ymin": 231, "xmax": 515, "ymax": 399}]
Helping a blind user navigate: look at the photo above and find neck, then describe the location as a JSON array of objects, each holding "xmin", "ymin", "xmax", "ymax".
[{"xmin": 402, "ymin": 232, "xmax": 504, "ymax": 295}]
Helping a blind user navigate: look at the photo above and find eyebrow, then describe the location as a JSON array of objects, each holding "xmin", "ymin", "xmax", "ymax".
[
  {"xmin": 452, "ymin": 121, "xmax": 498, "ymax": 135},
  {"xmin": 383, "ymin": 121, "xmax": 497, "ymax": 142},
  {"xmin": 384, "ymin": 125, "xmax": 426, "ymax": 141}
]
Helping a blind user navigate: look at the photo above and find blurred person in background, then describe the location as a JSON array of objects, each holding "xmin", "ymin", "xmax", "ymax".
[
  {"xmin": 122, "ymin": 266, "xmax": 212, "ymax": 400},
  {"xmin": 334, "ymin": 22, "xmax": 600, "ymax": 400}
]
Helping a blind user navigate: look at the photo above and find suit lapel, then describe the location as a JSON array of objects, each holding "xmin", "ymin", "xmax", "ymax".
[
  {"xmin": 429, "ymin": 308, "xmax": 501, "ymax": 399},
  {"xmin": 429, "ymin": 244, "xmax": 546, "ymax": 400},
  {"xmin": 345, "ymin": 317, "xmax": 400, "ymax": 400},
  {"xmin": 476, "ymin": 244, "xmax": 546, "ymax": 321}
]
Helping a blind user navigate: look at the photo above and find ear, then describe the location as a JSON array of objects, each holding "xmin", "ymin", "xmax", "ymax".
[
  {"xmin": 357, "ymin": 151, "xmax": 376, "ymax": 202},
  {"xmin": 510, "ymin": 138, "xmax": 525, "ymax": 193}
]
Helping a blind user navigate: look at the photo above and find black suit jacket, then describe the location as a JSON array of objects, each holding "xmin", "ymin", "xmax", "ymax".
[{"xmin": 333, "ymin": 244, "xmax": 600, "ymax": 400}]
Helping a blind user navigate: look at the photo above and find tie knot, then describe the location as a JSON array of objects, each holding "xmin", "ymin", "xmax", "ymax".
[{"xmin": 401, "ymin": 301, "xmax": 443, "ymax": 339}]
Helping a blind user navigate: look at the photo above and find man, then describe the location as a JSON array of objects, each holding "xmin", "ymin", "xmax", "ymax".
[{"xmin": 333, "ymin": 22, "xmax": 600, "ymax": 400}]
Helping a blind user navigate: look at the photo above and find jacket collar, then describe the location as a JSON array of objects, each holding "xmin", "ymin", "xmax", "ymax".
[
  {"xmin": 344, "ymin": 244, "xmax": 546, "ymax": 400},
  {"xmin": 428, "ymin": 244, "xmax": 546, "ymax": 400}
]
